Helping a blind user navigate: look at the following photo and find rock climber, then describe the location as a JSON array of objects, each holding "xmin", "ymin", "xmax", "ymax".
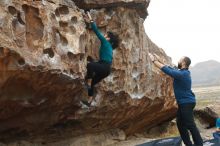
[
  {"xmin": 213, "ymin": 117, "xmax": 220, "ymax": 142},
  {"xmin": 149, "ymin": 53, "xmax": 203, "ymax": 146},
  {"xmin": 81, "ymin": 12, "xmax": 119, "ymax": 107}
]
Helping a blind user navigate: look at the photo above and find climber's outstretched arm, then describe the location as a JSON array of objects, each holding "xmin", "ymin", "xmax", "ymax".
[
  {"xmin": 86, "ymin": 12, "xmax": 106, "ymax": 42},
  {"xmin": 149, "ymin": 53, "xmax": 183, "ymax": 79}
]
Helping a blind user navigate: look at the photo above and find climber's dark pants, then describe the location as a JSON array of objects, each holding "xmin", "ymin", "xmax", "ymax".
[
  {"xmin": 85, "ymin": 61, "xmax": 111, "ymax": 96},
  {"xmin": 177, "ymin": 103, "xmax": 203, "ymax": 146}
]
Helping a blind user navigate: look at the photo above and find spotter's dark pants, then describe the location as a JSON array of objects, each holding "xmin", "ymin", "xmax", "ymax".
[{"xmin": 177, "ymin": 103, "xmax": 203, "ymax": 146}]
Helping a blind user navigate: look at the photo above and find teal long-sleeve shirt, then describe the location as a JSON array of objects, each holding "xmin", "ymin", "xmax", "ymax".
[
  {"xmin": 216, "ymin": 118, "xmax": 220, "ymax": 128},
  {"xmin": 91, "ymin": 22, "xmax": 113, "ymax": 64}
]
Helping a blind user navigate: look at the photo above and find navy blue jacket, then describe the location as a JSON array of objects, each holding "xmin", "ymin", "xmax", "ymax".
[{"xmin": 161, "ymin": 66, "xmax": 196, "ymax": 105}]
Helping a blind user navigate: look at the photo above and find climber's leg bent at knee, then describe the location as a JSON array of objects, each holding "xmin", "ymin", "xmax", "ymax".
[
  {"xmin": 83, "ymin": 61, "xmax": 111, "ymax": 106},
  {"xmin": 85, "ymin": 62, "xmax": 95, "ymax": 87}
]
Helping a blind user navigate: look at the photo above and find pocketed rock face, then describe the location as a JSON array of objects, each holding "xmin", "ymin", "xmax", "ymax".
[{"xmin": 0, "ymin": 0, "xmax": 177, "ymax": 144}]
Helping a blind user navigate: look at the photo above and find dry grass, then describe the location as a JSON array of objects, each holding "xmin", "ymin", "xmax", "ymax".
[{"xmin": 193, "ymin": 85, "xmax": 220, "ymax": 108}]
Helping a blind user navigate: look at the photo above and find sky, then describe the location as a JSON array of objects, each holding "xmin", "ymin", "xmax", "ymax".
[{"xmin": 144, "ymin": 0, "xmax": 220, "ymax": 66}]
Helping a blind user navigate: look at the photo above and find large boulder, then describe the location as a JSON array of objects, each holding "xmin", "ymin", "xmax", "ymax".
[
  {"xmin": 194, "ymin": 105, "xmax": 220, "ymax": 128},
  {"xmin": 0, "ymin": 0, "xmax": 177, "ymax": 144},
  {"xmin": 73, "ymin": 0, "xmax": 150, "ymax": 18}
]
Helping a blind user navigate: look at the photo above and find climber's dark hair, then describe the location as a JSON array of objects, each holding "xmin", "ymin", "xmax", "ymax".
[
  {"xmin": 107, "ymin": 31, "xmax": 119, "ymax": 49},
  {"xmin": 183, "ymin": 56, "xmax": 191, "ymax": 68}
]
